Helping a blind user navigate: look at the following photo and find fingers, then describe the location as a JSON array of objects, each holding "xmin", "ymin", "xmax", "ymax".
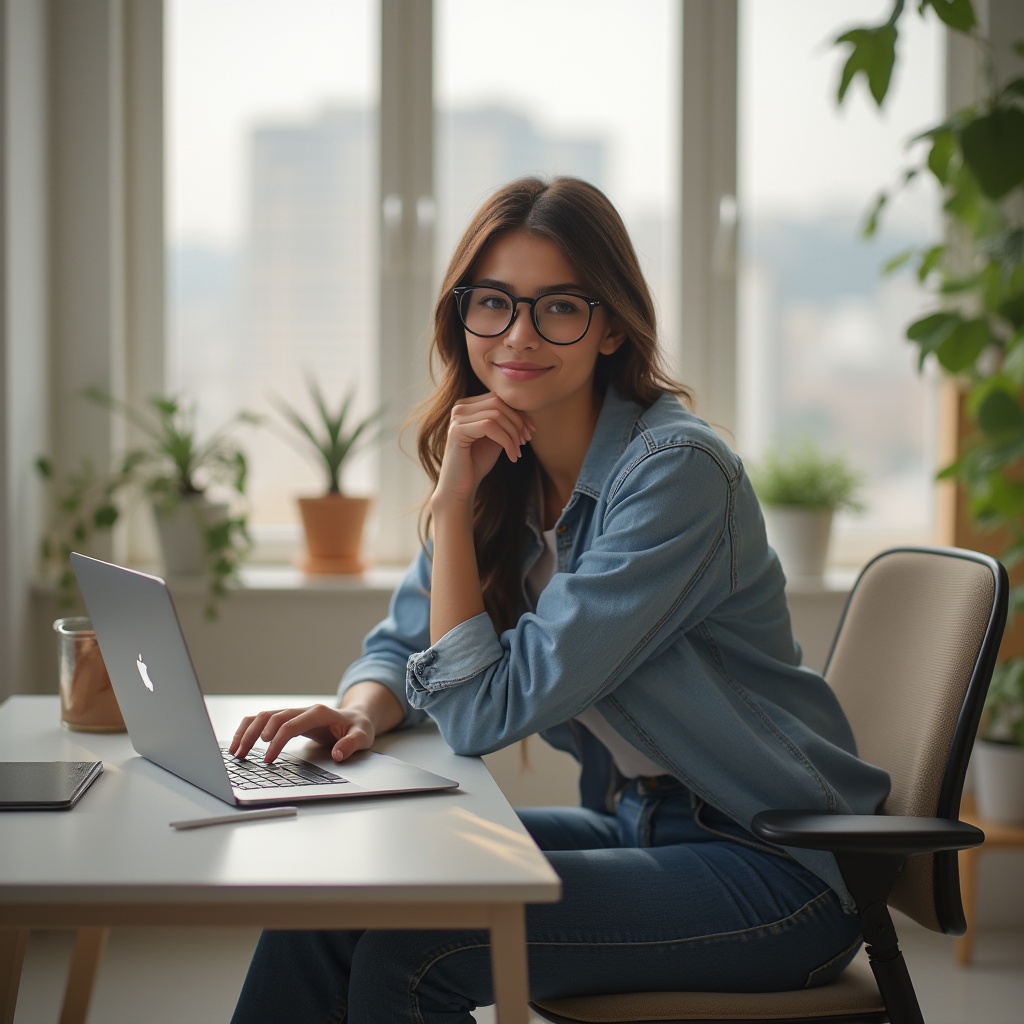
[
  {"xmin": 258, "ymin": 706, "xmax": 325, "ymax": 763},
  {"xmin": 228, "ymin": 713, "xmax": 264, "ymax": 757},
  {"xmin": 449, "ymin": 394, "xmax": 535, "ymax": 463},
  {"xmin": 330, "ymin": 722, "xmax": 373, "ymax": 762},
  {"xmin": 229, "ymin": 705, "xmax": 345, "ymax": 763}
]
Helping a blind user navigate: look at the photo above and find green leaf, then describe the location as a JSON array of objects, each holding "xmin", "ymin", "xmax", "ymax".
[
  {"xmin": 936, "ymin": 317, "xmax": 991, "ymax": 372},
  {"xmin": 939, "ymin": 270, "xmax": 985, "ymax": 295},
  {"xmin": 1003, "ymin": 333, "xmax": 1024, "ymax": 384},
  {"xmin": 943, "ymin": 163, "xmax": 987, "ymax": 226},
  {"xmin": 883, "ymin": 249, "xmax": 914, "ymax": 274},
  {"xmin": 36, "ymin": 456, "xmax": 54, "ymax": 479},
  {"xmin": 906, "ymin": 310, "xmax": 960, "ymax": 367},
  {"xmin": 926, "ymin": 130, "xmax": 957, "ymax": 184},
  {"xmin": 976, "ymin": 473, "xmax": 1024, "ymax": 522},
  {"xmin": 978, "ymin": 228, "xmax": 1024, "ymax": 268},
  {"xmin": 835, "ymin": 24, "xmax": 898, "ymax": 107},
  {"xmin": 917, "ymin": 244, "xmax": 945, "ymax": 282},
  {"xmin": 1000, "ymin": 78, "xmax": 1024, "ymax": 102},
  {"xmin": 922, "ymin": 0, "xmax": 977, "ymax": 32},
  {"xmin": 995, "ymin": 265, "xmax": 1024, "ymax": 327},
  {"xmin": 862, "ymin": 191, "xmax": 888, "ymax": 237},
  {"xmin": 960, "ymin": 108, "xmax": 1024, "ymax": 200},
  {"xmin": 977, "ymin": 389, "xmax": 1024, "ymax": 436},
  {"xmin": 93, "ymin": 504, "xmax": 120, "ymax": 529},
  {"xmin": 907, "ymin": 311, "xmax": 959, "ymax": 341}
]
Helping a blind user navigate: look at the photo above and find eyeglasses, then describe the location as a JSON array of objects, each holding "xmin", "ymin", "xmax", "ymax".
[{"xmin": 453, "ymin": 285, "xmax": 602, "ymax": 346}]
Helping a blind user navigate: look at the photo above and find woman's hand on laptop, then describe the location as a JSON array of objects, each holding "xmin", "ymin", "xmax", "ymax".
[{"xmin": 229, "ymin": 682, "xmax": 404, "ymax": 764}]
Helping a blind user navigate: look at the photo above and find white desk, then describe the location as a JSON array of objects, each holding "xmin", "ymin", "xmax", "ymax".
[{"xmin": 0, "ymin": 695, "xmax": 561, "ymax": 1024}]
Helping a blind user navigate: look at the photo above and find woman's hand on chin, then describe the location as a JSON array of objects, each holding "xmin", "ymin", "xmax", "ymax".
[{"xmin": 433, "ymin": 392, "xmax": 535, "ymax": 509}]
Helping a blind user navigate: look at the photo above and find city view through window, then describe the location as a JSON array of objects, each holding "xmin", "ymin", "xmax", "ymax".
[{"xmin": 737, "ymin": 1, "xmax": 945, "ymax": 557}]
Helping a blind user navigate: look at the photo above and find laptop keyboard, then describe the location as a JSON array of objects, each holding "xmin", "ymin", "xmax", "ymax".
[{"xmin": 220, "ymin": 747, "xmax": 350, "ymax": 791}]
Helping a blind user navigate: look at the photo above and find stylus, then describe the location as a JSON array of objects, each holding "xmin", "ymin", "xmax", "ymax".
[{"xmin": 170, "ymin": 806, "xmax": 298, "ymax": 830}]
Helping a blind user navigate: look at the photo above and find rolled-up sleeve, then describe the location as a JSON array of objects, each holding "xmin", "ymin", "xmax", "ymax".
[{"xmin": 407, "ymin": 612, "xmax": 505, "ymax": 693}]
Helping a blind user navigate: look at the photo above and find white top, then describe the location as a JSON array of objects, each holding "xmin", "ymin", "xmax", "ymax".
[{"xmin": 529, "ymin": 529, "xmax": 664, "ymax": 779}]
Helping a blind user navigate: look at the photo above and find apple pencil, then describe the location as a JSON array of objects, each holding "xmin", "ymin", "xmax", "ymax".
[{"xmin": 170, "ymin": 806, "xmax": 298, "ymax": 830}]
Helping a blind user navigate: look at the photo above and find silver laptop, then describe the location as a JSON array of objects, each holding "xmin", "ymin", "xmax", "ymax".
[{"xmin": 71, "ymin": 552, "xmax": 458, "ymax": 806}]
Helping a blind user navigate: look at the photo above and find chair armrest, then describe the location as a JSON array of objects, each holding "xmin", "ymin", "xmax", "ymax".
[{"xmin": 751, "ymin": 810, "xmax": 984, "ymax": 859}]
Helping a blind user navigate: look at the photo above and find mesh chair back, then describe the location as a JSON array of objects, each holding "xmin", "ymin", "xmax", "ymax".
[{"xmin": 823, "ymin": 547, "xmax": 1004, "ymax": 933}]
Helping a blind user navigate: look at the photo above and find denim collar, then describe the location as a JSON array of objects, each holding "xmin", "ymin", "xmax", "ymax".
[
  {"xmin": 573, "ymin": 386, "xmax": 643, "ymax": 502},
  {"xmin": 522, "ymin": 386, "xmax": 642, "ymax": 538},
  {"xmin": 523, "ymin": 386, "xmax": 644, "ymax": 541}
]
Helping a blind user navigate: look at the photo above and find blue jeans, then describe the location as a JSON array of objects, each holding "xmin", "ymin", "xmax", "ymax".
[{"xmin": 231, "ymin": 779, "xmax": 861, "ymax": 1023}]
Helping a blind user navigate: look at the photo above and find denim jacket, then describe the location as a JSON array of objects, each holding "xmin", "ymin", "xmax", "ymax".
[{"xmin": 339, "ymin": 387, "xmax": 890, "ymax": 907}]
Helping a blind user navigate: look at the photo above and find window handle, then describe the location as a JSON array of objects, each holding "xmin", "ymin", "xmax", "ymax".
[{"xmin": 712, "ymin": 194, "xmax": 737, "ymax": 278}]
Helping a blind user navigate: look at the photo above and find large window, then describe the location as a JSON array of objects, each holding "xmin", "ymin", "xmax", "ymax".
[{"xmin": 737, "ymin": 0, "xmax": 945, "ymax": 563}]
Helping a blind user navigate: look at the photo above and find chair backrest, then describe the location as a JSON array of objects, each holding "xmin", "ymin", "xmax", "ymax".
[{"xmin": 823, "ymin": 546, "xmax": 1007, "ymax": 934}]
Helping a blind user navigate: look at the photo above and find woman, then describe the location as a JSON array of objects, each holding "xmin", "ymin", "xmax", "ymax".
[{"xmin": 229, "ymin": 176, "xmax": 889, "ymax": 1023}]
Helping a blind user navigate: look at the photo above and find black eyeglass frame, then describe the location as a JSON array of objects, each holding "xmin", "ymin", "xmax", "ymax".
[{"xmin": 453, "ymin": 284, "xmax": 603, "ymax": 346}]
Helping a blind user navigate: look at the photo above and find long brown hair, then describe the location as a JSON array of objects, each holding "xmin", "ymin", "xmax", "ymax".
[{"xmin": 418, "ymin": 176, "xmax": 688, "ymax": 631}]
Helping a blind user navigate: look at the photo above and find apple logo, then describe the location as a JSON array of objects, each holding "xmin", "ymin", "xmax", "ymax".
[{"xmin": 136, "ymin": 653, "xmax": 155, "ymax": 692}]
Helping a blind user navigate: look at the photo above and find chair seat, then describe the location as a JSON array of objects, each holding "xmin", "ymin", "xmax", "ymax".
[{"xmin": 530, "ymin": 950, "xmax": 886, "ymax": 1023}]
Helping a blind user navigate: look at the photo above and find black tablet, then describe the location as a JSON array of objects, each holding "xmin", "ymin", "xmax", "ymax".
[{"xmin": 0, "ymin": 761, "xmax": 103, "ymax": 810}]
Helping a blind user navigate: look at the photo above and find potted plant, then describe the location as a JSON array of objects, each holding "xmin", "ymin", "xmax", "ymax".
[
  {"xmin": 833, "ymin": 2, "xmax": 1024, "ymax": 814},
  {"xmin": 974, "ymin": 661, "xmax": 1024, "ymax": 823},
  {"xmin": 271, "ymin": 376, "xmax": 382, "ymax": 574},
  {"xmin": 38, "ymin": 388, "xmax": 260, "ymax": 617},
  {"xmin": 749, "ymin": 440, "xmax": 865, "ymax": 580}
]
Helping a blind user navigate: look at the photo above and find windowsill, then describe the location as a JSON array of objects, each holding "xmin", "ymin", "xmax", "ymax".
[
  {"xmin": 35, "ymin": 564, "xmax": 855, "ymax": 599},
  {"xmin": 179, "ymin": 564, "xmax": 406, "ymax": 595},
  {"xmin": 783, "ymin": 570, "xmax": 857, "ymax": 596},
  {"xmin": 32, "ymin": 564, "xmax": 408, "ymax": 599}
]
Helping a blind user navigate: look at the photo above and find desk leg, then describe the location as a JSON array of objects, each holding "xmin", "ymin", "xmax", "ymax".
[
  {"xmin": 59, "ymin": 928, "xmax": 108, "ymax": 1024},
  {"xmin": 489, "ymin": 905, "xmax": 530, "ymax": 1024},
  {"xmin": 1, "ymin": 929, "xmax": 28, "ymax": 1024}
]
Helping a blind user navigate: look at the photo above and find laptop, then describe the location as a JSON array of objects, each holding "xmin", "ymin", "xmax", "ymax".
[{"xmin": 70, "ymin": 552, "xmax": 459, "ymax": 807}]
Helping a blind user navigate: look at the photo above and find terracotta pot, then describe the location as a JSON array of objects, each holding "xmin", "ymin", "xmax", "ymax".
[{"xmin": 298, "ymin": 495, "xmax": 371, "ymax": 574}]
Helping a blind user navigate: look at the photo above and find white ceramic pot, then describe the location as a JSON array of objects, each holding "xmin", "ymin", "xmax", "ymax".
[
  {"xmin": 762, "ymin": 506, "xmax": 834, "ymax": 581},
  {"xmin": 154, "ymin": 496, "xmax": 228, "ymax": 576},
  {"xmin": 973, "ymin": 738, "xmax": 1024, "ymax": 825}
]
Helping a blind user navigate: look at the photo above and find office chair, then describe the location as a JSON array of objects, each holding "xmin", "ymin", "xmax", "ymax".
[{"xmin": 531, "ymin": 546, "xmax": 1009, "ymax": 1024}]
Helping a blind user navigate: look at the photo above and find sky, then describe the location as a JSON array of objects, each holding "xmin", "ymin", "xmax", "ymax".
[{"xmin": 167, "ymin": 0, "xmax": 943, "ymax": 248}]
